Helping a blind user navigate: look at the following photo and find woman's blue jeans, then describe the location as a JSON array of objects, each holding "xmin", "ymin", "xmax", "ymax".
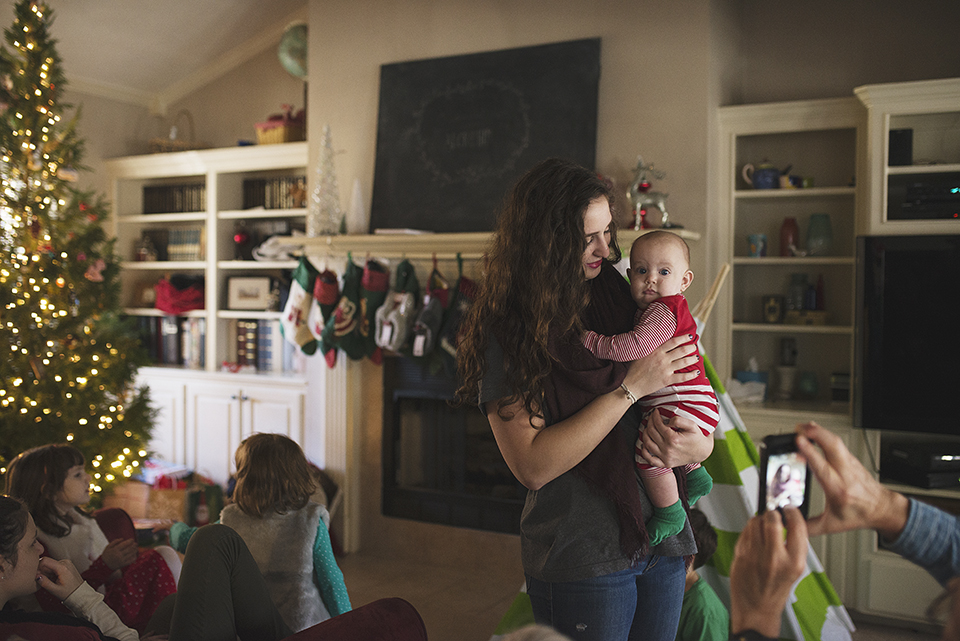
[{"xmin": 526, "ymin": 554, "xmax": 685, "ymax": 641}]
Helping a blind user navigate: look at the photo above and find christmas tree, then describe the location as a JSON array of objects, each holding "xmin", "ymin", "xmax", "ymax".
[{"xmin": 0, "ymin": 0, "xmax": 153, "ymax": 499}]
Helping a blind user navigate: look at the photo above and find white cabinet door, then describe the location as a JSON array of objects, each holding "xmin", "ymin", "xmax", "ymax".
[
  {"xmin": 185, "ymin": 380, "xmax": 243, "ymax": 486},
  {"xmin": 241, "ymin": 383, "xmax": 306, "ymax": 443},
  {"xmin": 136, "ymin": 369, "xmax": 186, "ymax": 465}
]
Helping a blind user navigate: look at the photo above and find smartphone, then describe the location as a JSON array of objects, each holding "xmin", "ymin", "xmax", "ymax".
[{"xmin": 758, "ymin": 434, "xmax": 810, "ymax": 518}]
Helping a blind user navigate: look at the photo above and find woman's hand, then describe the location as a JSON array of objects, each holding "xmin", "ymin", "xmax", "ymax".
[
  {"xmin": 101, "ymin": 538, "xmax": 139, "ymax": 570},
  {"xmin": 36, "ymin": 556, "xmax": 84, "ymax": 601},
  {"xmin": 621, "ymin": 334, "xmax": 699, "ymax": 400},
  {"xmin": 638, "ymin": 410, "xmax": 714, "ymax": 469},
  {"xmin": 729, "ymin": 507, "xmax": 808, "ymax": 638}
]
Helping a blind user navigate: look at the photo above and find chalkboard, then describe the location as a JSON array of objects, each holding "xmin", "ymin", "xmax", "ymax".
[{"xmin": 370, "ymin": 38, "xmax": 601, "ymax": 233}]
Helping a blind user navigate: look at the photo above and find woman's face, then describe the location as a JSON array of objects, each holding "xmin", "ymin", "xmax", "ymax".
[
  {"xmin": 1, "ymin": 514, "xmax": 43, "ymax": 600},
  {"xmin": 582, "ymin": 197, "xmax": 612, "ymax": 280}
]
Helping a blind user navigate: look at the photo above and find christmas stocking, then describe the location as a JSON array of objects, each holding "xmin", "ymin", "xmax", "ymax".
[
  {"xmin": 409, "ymin": 261, "xmax": 450, "ymax": 359},
  {"xmin": 375, "ymin": 259, "xmax": 420, "ymax": 353},
  {"xmin": 438, "ymin": 256, "xmax": 477, "ymax": 373},
  {"xmin": 281, "ymin": 256, "xmax": 319, "ymax": 355},
  {"xmin": 309, "ymin": 269, "xmax": 340, "ymax": 367},
  {"xmin": 321, "ymin": 256, "xmax": 364, "ymax": 361},
  {"xmin": 359, "ymin": 259, "xmax": 390, "ymax": 363}
]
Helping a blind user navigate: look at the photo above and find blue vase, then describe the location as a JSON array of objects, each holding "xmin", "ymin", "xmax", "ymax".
[{"xmin": 806, "ymin": 213, "xmax": 832, "ymax": 256}]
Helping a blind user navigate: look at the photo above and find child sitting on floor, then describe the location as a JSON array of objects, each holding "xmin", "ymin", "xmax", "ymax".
[
  {"xmin": 5, "ymin": 444, "xmax": 180, "ymax": 633},
  {"xmin": 170, "ymin": 432, "xmax": 350, "ymax": 632}
]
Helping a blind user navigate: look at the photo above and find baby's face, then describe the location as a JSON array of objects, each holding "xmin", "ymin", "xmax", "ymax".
[{"xmin": 627, "ymin": 237, "xmax": 693, "ymax": 310}]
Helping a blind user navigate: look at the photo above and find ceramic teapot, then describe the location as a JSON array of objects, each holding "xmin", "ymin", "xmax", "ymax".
[{"xmin": 742, "ymin": 162, "xmax": 787, "ymax": 189}]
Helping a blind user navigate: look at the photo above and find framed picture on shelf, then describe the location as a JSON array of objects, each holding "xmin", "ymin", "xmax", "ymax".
[{"xmin": 227, "ymin": 277, "xmax": 275, "ymax": 310}]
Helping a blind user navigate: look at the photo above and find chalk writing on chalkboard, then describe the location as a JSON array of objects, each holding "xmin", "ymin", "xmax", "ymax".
[{"xmin": 370, "ymin": 38, "xmax": 601, "ymax": 234}]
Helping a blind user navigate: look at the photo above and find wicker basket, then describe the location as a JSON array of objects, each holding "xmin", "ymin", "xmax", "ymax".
[
  {"xmin": 148, "ymin": 110, "xmax": 209, "ymax": 154},
  {"xmin": 256, "ymin": 106, "xmax": 306, "ymax": 144}
]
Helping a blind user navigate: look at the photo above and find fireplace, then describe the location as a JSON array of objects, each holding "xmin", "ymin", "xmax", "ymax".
[{"xmin": 381, "ymin": 356, "xmax": 524, "ymax": 534}]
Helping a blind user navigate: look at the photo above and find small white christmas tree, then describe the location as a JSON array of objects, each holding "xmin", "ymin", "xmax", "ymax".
[{"xmin": 306, "ymin": 124, "xmax": 342, "ymax": 236}]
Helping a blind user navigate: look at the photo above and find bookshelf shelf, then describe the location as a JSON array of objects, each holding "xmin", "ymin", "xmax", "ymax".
[{"xmin": 107, "ymin": 142, "xmax": 308, "ymax": 374}]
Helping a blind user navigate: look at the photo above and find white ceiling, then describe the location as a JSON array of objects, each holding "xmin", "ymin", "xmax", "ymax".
[{"xmin": 2, "ymin": 0, "xmax": 307, "ymax": 112}]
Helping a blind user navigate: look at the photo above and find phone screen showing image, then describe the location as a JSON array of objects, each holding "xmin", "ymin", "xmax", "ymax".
[{"xmin": 764, "ymin": 450, "xmax": 808, "ymax": 513}]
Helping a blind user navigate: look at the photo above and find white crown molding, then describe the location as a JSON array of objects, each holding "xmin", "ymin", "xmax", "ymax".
[
  {"xmin": 153, "ymin": 7, "xmax": 308, "ymax": 115},
  {"xmin": 67, "ymin": 76, "xmax": 155, "ymax": 109}
]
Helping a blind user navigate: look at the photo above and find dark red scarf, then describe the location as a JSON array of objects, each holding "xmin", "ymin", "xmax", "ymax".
[{"xmin": 540, "ymin": 260, "xmax": 659, "ymax": 561}]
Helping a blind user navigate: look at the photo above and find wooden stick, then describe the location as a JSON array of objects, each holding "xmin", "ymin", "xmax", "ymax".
[{"xmin": 692, "ymin": 263, "xmax": 731, "ymax": 327}]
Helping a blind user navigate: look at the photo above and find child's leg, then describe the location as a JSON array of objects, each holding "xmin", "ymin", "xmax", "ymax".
[
  {"xmin": 685, "ymin": 463, "xmax": 714, "ymax": 506},
  {"xmin": 168, "ymin": 524, "xmax": 293, "ymax": 641},
  {"xmin": 637, "ymin": 466, "xmax": 686, "ymax": 547},
  {"xmin": 153, "ymin": 544, "xmax": 182, "ymax": 586}
]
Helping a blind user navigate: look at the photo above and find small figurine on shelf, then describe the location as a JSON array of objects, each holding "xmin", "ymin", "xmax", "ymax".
[
  {"xmin": 627, "ymin": 155, "xmax": 678, "ymax": 229},
  {"xmin": 135, "ymin": 232, "xmax": 158, "ymax": 262}
]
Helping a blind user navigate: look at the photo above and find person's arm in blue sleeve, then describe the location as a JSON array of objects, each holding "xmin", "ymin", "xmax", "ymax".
[
  {"xmin": 885, "ymin": 498, "xmax": 960, "ymax": 586},
  {"xmin": 169, "ymin": 521, "xmax": 200, "ymax": 552},
  {"xmin": 797, "ymin": 422, "xmax": 957, "ymax": 586},
  {"xmin": 312, "ymin": 517, "xmax": 351, "ymax": 616}
]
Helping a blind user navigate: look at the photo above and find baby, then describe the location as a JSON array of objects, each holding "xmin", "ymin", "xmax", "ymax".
[{"xmin": 582, "ymin": 231, "xmax": 718, "ymax": 545}]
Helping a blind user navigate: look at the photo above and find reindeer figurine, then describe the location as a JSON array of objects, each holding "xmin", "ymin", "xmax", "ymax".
[{"xmin": 628, "ymin": 155, "xmax": 674, "ymax": 229}]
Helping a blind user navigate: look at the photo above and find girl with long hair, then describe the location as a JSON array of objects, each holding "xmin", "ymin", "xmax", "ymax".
[{"xmin": 5, "ymin": 443, "xmax": 179, "ymax": 633}]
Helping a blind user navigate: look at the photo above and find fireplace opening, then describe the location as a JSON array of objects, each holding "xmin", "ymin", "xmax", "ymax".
[{"xmin": 382, "ymin": 356, "xmax": 524, "ymax": 534}]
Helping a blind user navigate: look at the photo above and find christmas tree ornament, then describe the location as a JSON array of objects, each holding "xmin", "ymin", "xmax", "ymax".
[{"xmin": 306, "ymin": 124, "xmax": 343, "ymax": 236}]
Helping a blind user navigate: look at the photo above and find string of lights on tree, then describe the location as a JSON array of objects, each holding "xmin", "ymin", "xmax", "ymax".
[{"xmin": 0, "ymin": 0, "xmax": 153, "ymax": 499}]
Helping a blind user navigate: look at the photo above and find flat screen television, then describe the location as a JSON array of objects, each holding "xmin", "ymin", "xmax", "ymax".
[{"xmin": 854, "ymin": 234, "xmax": 960, "ymax": 435}]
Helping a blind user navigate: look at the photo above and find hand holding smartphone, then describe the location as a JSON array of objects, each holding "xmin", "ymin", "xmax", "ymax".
[{"xmin": 759, "ymin": 434, "xmax": 811, "ymax": 518}]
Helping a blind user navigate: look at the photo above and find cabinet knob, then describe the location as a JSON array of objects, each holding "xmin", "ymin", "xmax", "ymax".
[
  {"xmin": 230, "ymin": 394, "xmax": 238, "ymax": 400},
  {"xmin": 240, "ymin": 394, "xmax": 250, "ymax": 402}
]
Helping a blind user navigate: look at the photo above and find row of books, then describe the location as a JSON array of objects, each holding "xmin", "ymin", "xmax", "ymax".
[
  {"xmin": 135, "ymin": 316, "xmax": 206, "ymax": 369},
  {"xmin": 138, "ymin": 227, "xmax": 205, "ymax": 262},
  {"xmin": 225, "ymin": 319, "xmax": 297, "ymax": 373},
  {"xmin": 133, "ymin": 316, "xmax": 298, "ymax": 374},
  {"xmin": 242, "ymin": 175, "xmax": 307, "ymax": 210},
  {"xmin": 143, "ymin": 183, "xmax": 206, "ymax": 214}
]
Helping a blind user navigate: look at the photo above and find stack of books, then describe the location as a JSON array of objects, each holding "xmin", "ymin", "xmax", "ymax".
[
  {"xmin": 143, "ymin": 183, "xmax": 206, "ymax": 214},
  {"xmin": 166, "ymin": 226, "xmax": 205, "ymax": 261},
  {"xmin": 242, "ymin": 175, "xmax": 307, "ymax": 210},
  {"xmin": 135, "ymin": 316, "xmax": 206, "ymax": 369}
]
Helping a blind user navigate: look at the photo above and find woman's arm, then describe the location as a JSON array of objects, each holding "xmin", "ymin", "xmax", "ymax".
[
  {"xmin": 37, "ymin": 557, "xmax": 139, "ymax": 641},
  {"xmin": 490, "ymin": 335, "xmax": 699, "ymax": 490}
]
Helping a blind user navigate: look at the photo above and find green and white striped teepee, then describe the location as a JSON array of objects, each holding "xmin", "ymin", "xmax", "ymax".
[{"xmin": 696, "ymin": 353, "xmax": 855, "ymax": 641}]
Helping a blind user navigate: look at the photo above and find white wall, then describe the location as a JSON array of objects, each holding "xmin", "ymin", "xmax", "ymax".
[{"xmin": 732, "ymin": 0, "xmax": 960, "ymax": 105}]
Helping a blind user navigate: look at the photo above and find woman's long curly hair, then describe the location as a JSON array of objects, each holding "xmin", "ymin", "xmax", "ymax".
[{"xmin": 455, "ymin": 158, "xmax": 620, "ymax": 423}]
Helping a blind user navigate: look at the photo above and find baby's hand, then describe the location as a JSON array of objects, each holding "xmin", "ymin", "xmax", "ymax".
[{"xmin": 102, "ymin": 538, "xmax": 138, "ymax": 570}]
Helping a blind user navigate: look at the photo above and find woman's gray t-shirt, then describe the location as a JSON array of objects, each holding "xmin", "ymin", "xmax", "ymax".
[{"xmin": 480, "ymin": 338, "xmax": 697, "ymax": 583}]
